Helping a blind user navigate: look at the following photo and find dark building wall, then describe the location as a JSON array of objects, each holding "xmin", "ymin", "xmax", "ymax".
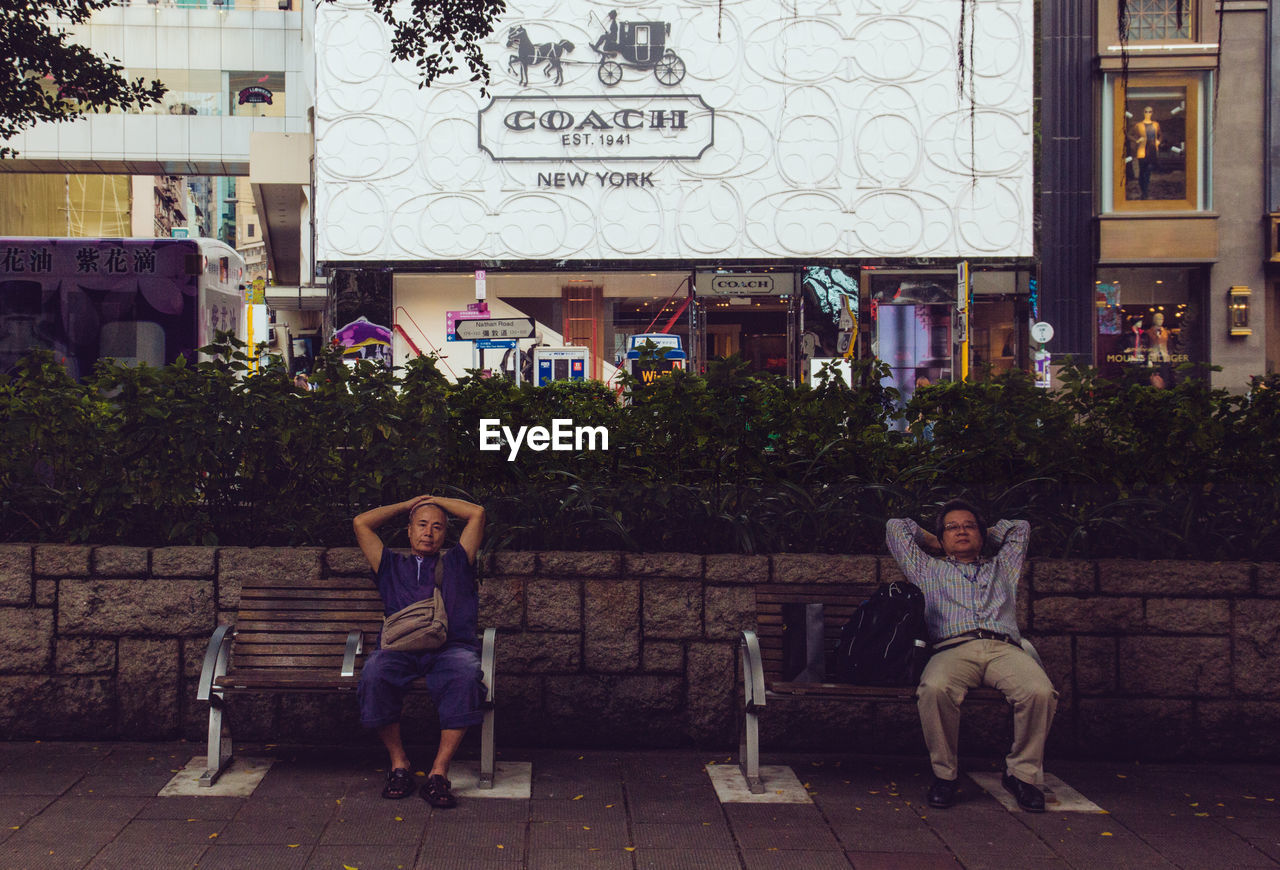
[
  {"xmin": 1039, "ymin": 0, "xmax": 1098, "ymax": 363},
  {"xmin": 1269, "ymin": 0, "xmax": 1280, "ymax": 373},
  {"xmin": 1213, "ymin": 2, "xmax": 1270, "ymax": 388},
  {"xmin": 1269, "ymin": 0, "xmax": 1280, "ymax": 213}
]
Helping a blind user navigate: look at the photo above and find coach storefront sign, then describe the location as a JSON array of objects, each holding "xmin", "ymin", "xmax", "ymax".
[
  {"xmin": 315, "ymin": 0, "xmax": 1034, "ymax": 262},
  {"xmin": 479, "ymin": 95, "xmax": 714, "ymax": 162},
  {"xmin": 695, "ymin": 272, "xmax": 790, "ymax": 297}
]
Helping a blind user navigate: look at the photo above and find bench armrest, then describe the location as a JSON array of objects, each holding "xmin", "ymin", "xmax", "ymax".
[
  {"xmin": 341, "ymin": 630, "xmax": 364, "ymax": 678},
  {"xmin": 740, "ymin": 629, "xmax": 766, "ymax": 711},
  {"xmin": 196, "ymin": 625, "xmax": 235, "ymax": 701},
  {"xmin": 481, "ymin": 627, "xmax": 496, "ymax": 704}
]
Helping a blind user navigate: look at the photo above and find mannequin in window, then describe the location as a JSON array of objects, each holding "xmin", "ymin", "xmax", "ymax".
[
  {"xmin": 1129, "ymin": 106, "xmax": 1162, "ymax": 200},
  {"xmin": 1148, "ymin": 312, "xmax": 1171, "ymax": 364},
  {"xmin": 1128, "ymin": 319, "xmax": 1145, "ymax": 363}
]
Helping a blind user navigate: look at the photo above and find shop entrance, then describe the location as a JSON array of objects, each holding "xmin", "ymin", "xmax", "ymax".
[
  {"xmin": 694, "ymin": 271, "xmax": 797, "ymax": 378},
  {"xmin": 968, "ymin": 296, "xmax": 1026, "ymax": 378},
  {"xmin": 865, "ymin": 270, "xmax": 1028, "ymax": 394}
]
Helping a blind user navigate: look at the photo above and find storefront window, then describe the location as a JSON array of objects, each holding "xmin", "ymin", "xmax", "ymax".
[
  {"xmin": 102, "ymin": 69, "xmax": 272, "ymax": 116},
  {"xmin": 228, "ymin": 71, "xmax": 286, "ymax": 117},
  {"xmin": 698, "ymin": 295, "xmax": 790, "ymax": 376},
  {"xmin": 487, "ymin": 271, "xmax": 691, "ymax": 384},
  {"xmin": 1095, "ymin": 266, "xmax": 1205, "ymax": 383},
  {"xmin": 1110, "ymin": 74, "xmax": 1202, "ymax": 211},
  {"xmin": 800, "ymin": 266, "xmax": 858, "ymax": 360},
  {"xmin": 156, "ymin": 69, "xmax": 223, "ymax": 115},
  {"xmin": 692, "ymin": 271, "xmax": 795, "ymax": 378},
  {"xmin": 969, "ymin": 297, "xmax": 1022, "ymax": 378},
  {"xmin": 867, "ymin": 274, "xmax": 956, "ymax": 399}
]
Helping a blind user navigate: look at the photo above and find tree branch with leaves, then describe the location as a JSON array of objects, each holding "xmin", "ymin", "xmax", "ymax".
[
  {"xmin": 1, "ymin": 0, "xmax": 508, "ymax": 160},
  {"xmin": 0, "ymin": 0, "xmax": 165, "ymax": 159},
  {"xmin": 361, "ymin": 0, "xmax": 507, "ymax": 94}
]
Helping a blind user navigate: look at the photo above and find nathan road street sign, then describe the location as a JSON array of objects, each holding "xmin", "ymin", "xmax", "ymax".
[{"xmin": 454, "ymin": 317, "xmax": 536, "ymax": 341}]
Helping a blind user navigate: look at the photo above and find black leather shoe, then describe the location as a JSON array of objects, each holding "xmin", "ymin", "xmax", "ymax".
[
  {"xmin": 927, "ymin": 776, "xmax": 959, "ymax": 808},
  {"xmin": 1002, "ymin": 773, "xmax": 1045, "ymax": 813}
]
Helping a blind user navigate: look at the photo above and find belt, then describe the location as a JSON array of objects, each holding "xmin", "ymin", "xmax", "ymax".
[{"xmin": 938, "ymin": 629, "xmax": 1018, "ymax": 649}]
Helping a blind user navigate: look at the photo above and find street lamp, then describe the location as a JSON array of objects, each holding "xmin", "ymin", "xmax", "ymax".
[{"xmin": 1228, "ymin": 285, "xmax": 1251, "ymax": 336}]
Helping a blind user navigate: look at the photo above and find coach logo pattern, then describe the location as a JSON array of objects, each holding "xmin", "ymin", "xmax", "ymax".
[{"xmin": 315, "ymin": 0, "xmax": 1032, "ymax": 262}]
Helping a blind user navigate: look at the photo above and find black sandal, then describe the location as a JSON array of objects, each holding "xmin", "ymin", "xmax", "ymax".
[
  {"xmin": 421, "ymin": 774, "xmax": 456, "ymax": 809},
  {"xmin": 381, "ymin": 768, "xmax": 415, "ymax": 799}
]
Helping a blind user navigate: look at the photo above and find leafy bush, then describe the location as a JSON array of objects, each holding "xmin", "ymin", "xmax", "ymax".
[{"xmin": 3, "ymin": 339, "xmax": 1278, "ymax": 560}]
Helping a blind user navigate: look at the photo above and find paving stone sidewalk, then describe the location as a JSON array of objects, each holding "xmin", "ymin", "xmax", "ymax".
[{"xmin": 0, "ymin": 742, "xmax": 1277, "ymax": 869}]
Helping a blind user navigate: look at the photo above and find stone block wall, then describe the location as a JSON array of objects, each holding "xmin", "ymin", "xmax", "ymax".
[{"xmin": 2, "ymin": 545, "xmax": 1278, "ymax": 762}]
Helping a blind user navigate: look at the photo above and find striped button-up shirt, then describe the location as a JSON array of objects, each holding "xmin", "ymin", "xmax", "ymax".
[{"xmin": 885, "ymin": 518, "xmax": 1030, "ymax": 644}]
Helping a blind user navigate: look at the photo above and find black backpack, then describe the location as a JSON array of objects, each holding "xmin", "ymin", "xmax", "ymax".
[{"xmin": 835, "ymin": 581, "xmax": 930, "ymax": 686}]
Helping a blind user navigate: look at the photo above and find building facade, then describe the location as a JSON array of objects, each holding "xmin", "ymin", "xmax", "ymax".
[
  {"xmin": 1041, "ymin": 0, "xmax": 1274, "ymax": 392},
  {"xmin": 314, "ymin": 0, "xmax": 1036, "ymax": 389},
  {"xmin": 14, "ymin": 0, "xmax": 1276, "ymax": 390}
]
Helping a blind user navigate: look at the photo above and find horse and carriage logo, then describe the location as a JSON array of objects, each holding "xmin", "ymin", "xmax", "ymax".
[{"xmin": 506, "ymin": 9, "xmax": 687, "ymax": 88}]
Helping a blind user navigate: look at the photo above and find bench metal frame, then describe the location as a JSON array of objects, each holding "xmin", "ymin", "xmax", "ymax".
[
  {"xmin": 197, "ymin": 626, "xmax": 498, "ymax": 789},
  {"xmin": 737, "ymin": 587, "xmax": 1040, "ymax": 795}
]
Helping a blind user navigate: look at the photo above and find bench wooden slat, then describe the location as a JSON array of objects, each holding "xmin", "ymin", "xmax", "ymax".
[
  {"xmin": 234, "ymin": 642, "xmax": 354, "ymax": 656},
  {"xmin": 235, "ymin": 605, "xmax": 389, "ymax": 619},
  {"xmin": 215, "ymin": 669, "xmax": 431, "ymax": 692},
  {"xmin": 757, "ymin": 588, "xmax": 872, "ymax": 601},
  {"xmin": 234, "ymin": 629, "xmax": 373, "ymax": 643},
  {"xmin": 235, "ymin": 619, "xmax": 381, "ymax": 631},
  {"xmin": 765, "ymin": 683, "xmax": 1005, "ymax": 702},
  {"xmin": 215, "ymin": 669, "xmax": 361, "ymax": 691},
  {"xmin": 239, "ymin": 576, "xmax": 375, "ymax": 590},
  {"xmin": 756, "ymin": 596, "xmax": 867, "ymax": 607},
  {"xmin": 241, "ymin": 588, "xmax": 382, "ymax": 602},
  {"xmin": 237, "ymin": 596, "xmax": 382, "ymax": 610},
  {"xmin": 226, "ymin": 583, "xmax": 384, "ymax": 678},
  {"xmin": 770, "ymin": 681, "xmax": 919, "ymax": 698},
  {"xmin": 754, "ymin": 611, "xmax": 862, "ymax": 626},
  {"xmin": 231, "ymin": 654, "xmax": 348, "ymax": 669}
]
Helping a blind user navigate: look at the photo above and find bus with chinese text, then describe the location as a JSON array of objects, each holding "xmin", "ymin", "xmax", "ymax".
[{"xmin": 0, "ymin": 237, "xmax": 246, "ymax": 378}]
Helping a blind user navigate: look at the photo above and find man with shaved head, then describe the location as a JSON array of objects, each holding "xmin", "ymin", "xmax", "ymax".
[{"xmin": 353, "ymin": 495, "xmax": 486, "ymax": 808}]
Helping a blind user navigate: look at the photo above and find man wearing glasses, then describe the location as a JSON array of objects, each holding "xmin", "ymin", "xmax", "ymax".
[{"xmin": 886, "ymin": 500, "xmax": 1056, "ymax": 813}]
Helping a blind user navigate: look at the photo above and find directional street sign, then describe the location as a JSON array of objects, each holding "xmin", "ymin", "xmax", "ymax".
[
  {"xmin": 454, "ymin": 317, "xmax": 536, "ymax": 341},
  {"xmin": 446, "ymin": 307, "xmax": 489, "ymax": 341}
]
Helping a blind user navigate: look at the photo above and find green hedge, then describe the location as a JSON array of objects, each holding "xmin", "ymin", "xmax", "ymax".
[{"xmin": 4, "ymin": 338, "xmax": 1279, "ymax": 559}]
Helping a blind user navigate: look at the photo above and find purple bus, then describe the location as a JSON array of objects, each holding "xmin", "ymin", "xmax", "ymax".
[{"xmin": 0, "ymin": 236, "xmax": 246, "ymax": 378}]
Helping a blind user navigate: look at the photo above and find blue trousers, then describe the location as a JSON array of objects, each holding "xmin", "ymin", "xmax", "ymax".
[{"xmin": 357, "ymin": 643, "xmax": 484, "ymax": 731}]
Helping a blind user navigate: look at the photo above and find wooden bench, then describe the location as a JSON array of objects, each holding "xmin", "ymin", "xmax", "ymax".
[
  {"xmin": 738, "ymin": 582, "xmax": 1015, "ymax": 794},
  {"xmin": 196, "ymin": 571, "xmax": 496, "ymax": 788}
]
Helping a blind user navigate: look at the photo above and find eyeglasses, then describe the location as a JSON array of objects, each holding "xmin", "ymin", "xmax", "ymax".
[{"xmin": 943, "ymin": 522, "xmax": 979, "ymax": 533}]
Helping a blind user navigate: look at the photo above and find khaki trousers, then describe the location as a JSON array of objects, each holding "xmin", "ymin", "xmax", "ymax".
[{"xmin": 916, "ymin": 638, "xmax": 1057, "ymax": 784}]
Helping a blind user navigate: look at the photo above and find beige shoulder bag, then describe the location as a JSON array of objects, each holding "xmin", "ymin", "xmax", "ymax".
[{"xmin": 380, "ymin": 557, "xmax": 448, "ymax": 652}]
